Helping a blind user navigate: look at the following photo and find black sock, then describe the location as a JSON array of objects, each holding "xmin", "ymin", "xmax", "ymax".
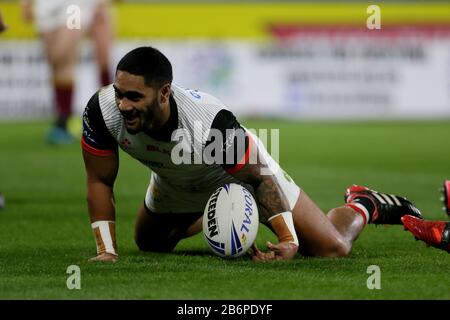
[{"xmin": 352, "ymin": 197, "xmax": 376, "ymax": 220}]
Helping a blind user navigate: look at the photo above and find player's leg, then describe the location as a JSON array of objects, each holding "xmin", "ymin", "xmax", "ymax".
[
  {"xmin": 291, "ymin": 184, "xmax": 423, "ymax": 257},
  {"xmin": 290, "ymin": 191, "xmax": 363, "ymax": 257},
  {"xmin": 256, "ymin": 165, "xmax": 359, "ymax": 257},
  {"xmin": 134, "ymin": 204, "xmax": 202, "ymax": 252},
  {"xmin": 250, "ymin": 134, "xmax": 363, "ymax": 257},
  {"xmin": 88, "ymin": 1, "xmax": 113, "ymax": 86},
  {"xmin": 41, "ymin": 26, "xmax": 83, "ymax": 143},
  {"xmin": 42, "ymin": 26, "xmax": 81, "ymax": 86},
  {"xmin": 134, "ymin": 174, "xmax": 204, "ymax": 252}
]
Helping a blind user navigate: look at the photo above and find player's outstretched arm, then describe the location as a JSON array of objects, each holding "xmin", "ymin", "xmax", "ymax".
[
  {"xmin": 82, "ymin": 149, "xmax": 119, "ymax": 262},
  {"xmin": 228, "ymin": 136, "xmax": 298, "ymax": 261}
]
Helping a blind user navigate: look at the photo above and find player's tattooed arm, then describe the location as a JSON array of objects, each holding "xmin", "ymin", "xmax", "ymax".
[
  {"xmin": 228, "ymin": 139, "xmax": 289, "ymax": 222},
  {"xmin": 229, "ymin": 136, "xmax": 298, "ymax": 261},
  {"xmin": 212, "ymin": 111, "xmax": 298, "ymax": 260},
  {"xmin": 238, "ymin": 166, "xmax": 289, "ymax": 222}
]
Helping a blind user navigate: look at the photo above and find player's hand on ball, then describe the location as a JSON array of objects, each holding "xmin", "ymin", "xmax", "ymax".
[
  {"xmin": 88, "ymin": 252, "xmax": 118, "ymax": 262},
  {"xmin": 251, "ymin": 241, "xmax": 298, "ymax": 261}
]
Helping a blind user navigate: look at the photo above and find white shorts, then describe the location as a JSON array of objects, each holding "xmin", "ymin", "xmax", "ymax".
[
  {"xmin": 145, "ymin": 167, "xmax": 300, "ymax": 216},
  {"xmin": 145, "ymin": 132, "xmax": 301, "ymax": 215},
  {"xmin": 33, "ymin": 0, "xmax": 106, "ymax": 32}
]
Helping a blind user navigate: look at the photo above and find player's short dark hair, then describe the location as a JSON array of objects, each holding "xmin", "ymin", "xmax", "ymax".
[{"xmin": 116, "ymin": 46, "xmax": 173, "ymax": 89}]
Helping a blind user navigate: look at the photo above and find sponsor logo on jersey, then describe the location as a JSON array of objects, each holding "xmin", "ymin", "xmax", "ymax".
[
  {"xmin": 121, "ymin": 138, "xmax": 132, "ymax": 146},
  {"xmin": 138, "ymin": 159, "xmax": 165, "ymax": 169},
  {"xmin": 185, "ymin": 88, "xmax": 201, "ymax": 99},
  {"xmin": 146, "ymin": 144, "xmax": 171, "ymax": 156}
]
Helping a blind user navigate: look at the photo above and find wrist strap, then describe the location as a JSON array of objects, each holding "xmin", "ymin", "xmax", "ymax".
[
  {"xmin": 91, "ymin": 220, "xmax": 117, "ymax": 255},
  {"xmin": 268, "ymin": 211, "xmax": 299, "ymax": 246}
]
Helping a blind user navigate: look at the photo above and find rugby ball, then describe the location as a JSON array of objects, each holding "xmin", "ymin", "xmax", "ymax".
[{"xmin": 203, "ymin": 183, "xmax": 259, "ymax": 258}]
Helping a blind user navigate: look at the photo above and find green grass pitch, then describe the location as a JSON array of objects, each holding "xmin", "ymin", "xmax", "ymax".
[{"xmin": 0, "ymin": 120, "xmax": 449, "ymax": 299}]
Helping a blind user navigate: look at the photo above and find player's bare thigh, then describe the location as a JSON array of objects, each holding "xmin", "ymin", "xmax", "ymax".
[
  {"xmin": 290, "ymin": 191, "xmax": 351, "ymax": 257},
  {"xmin": 40, "ymin": 26, "xmax": 83, "ymax": 69},
  {"xmin": 88, "ymin": 1, "xmax": 112, "ymax": 70}
]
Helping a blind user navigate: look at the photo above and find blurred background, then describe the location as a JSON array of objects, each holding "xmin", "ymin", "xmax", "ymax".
[{"xmin": 1, "ymin": 0, "xmax": 450, "ymax": 121}]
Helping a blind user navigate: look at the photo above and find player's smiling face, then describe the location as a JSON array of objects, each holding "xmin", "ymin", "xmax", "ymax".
[{"xmin": 114, "ymin": 70, "xmax": 169, "ymax": 135}]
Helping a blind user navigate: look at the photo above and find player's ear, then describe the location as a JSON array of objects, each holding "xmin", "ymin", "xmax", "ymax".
[{"xmin": 159, "ymin": 83, "xmax": 171, "ymax": 104}]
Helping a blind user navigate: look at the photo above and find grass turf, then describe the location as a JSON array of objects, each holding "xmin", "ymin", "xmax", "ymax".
[{"xmin": 0, "ymin": 120, "xmax": 449, "ymax": 299}]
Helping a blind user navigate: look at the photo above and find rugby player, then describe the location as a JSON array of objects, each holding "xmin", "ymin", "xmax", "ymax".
[
  {"xmin": 82, "ymin": 47, "xmax": 423, "ymax": 262},
  {"xmin": 402, "ymin": 180, "xmax": 450, "ymax": 253},
  {"xmin": 22, "ymin": 0, "xmax": 113, "ymax": 144}
]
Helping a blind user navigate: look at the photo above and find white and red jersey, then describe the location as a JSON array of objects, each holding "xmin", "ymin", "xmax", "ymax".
[
  {"xmin": 82, "ymin": 83, "xmax": 300, "ymax": 213},
  {"xmin": 82, "ymin": 84, "xmax": 246, "ymax": 195}
]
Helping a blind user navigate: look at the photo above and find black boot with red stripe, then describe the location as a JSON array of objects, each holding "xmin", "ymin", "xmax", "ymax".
[{"xmin": 344, "ymin": 185, "xmax": 422, "ymax": 225}]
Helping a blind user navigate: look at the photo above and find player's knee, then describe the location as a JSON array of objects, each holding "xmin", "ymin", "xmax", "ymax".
[
  {"xmin": 324, "ymin": 238, "xmax": 352, "ymax": 258},
  {"xmin": 134, "ymin": 233, "xmax": 176, "ymax": 253}
]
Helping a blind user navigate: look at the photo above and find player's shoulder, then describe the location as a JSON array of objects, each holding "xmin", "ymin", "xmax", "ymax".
[
  {"xmin": 83, "ymin": 85, "xmax": 113, "ymax": 126},
  {"xmin": 82, "ymin": 87, "xmax": 118, "ymax": 152},
  {"xmin": 172, "ymin": 84, "xmax": 227, "ymax": 110},
  {"xmin": 84, "ymin": 85, "xmax": 118, "ymax": 122},
  {"xmin": 172, "ymin": 84, "xmax": 231, "ymax": 132},
  {"xmin": 86, "ymin": 83, "xmax": 114, "ymax": 106},
  {"xmin": 84, "ymin": 90, "xmax": 101, "ymax": 115},
  {"xmin": 97, "ymin": 84, "xmax": 116, "ymax": 107},
  {"xmin": 83, "ymin": 90, "xmax": 104, "ymax": 130}
]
